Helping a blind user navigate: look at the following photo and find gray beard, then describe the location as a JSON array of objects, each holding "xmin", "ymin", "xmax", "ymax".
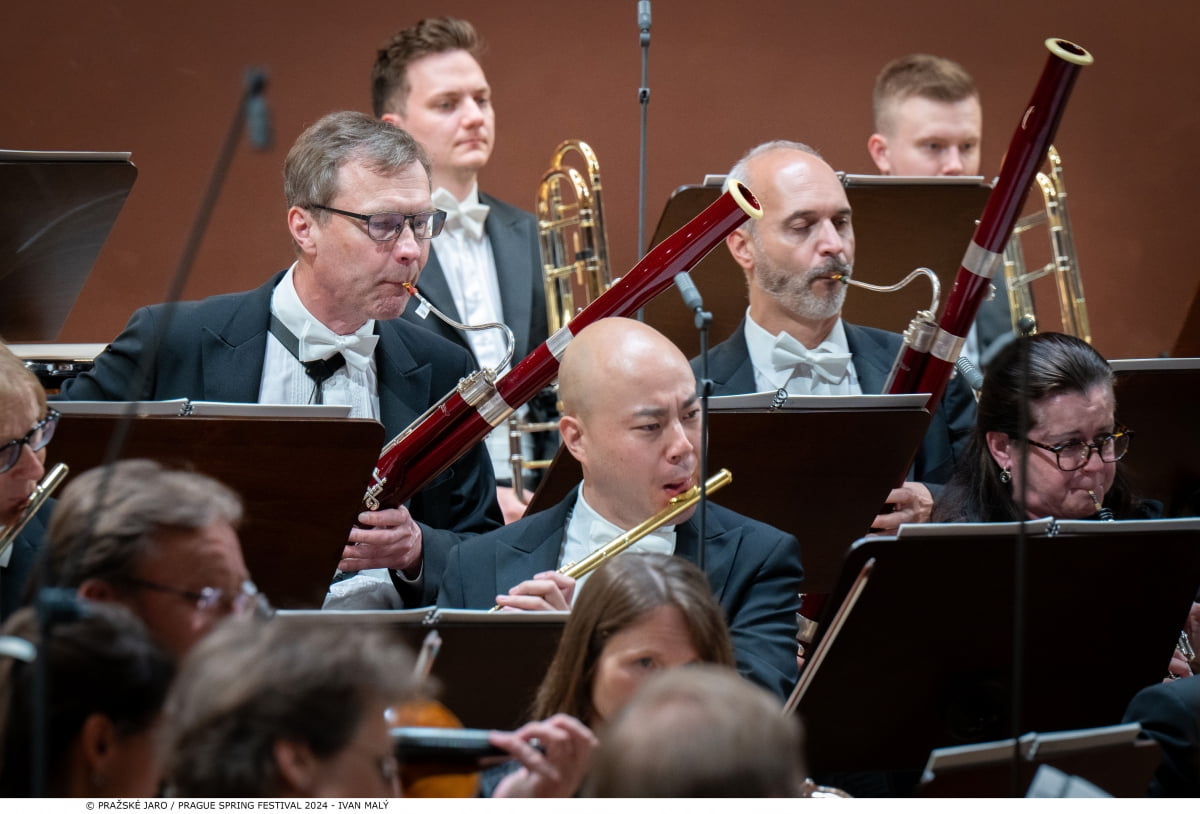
[{"xmin": 756, "ymin": 255, "xmax": 851, "ymax": 322}]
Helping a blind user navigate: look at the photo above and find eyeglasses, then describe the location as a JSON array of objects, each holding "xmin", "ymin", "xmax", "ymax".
[
  {"xmin": 1023, "ymin": 426, "xmax": 1133, "ymax": 472},
  {"xmin": 120, "ymin": 577, "xmax": 268, "ymax": 617},
  {"xmin": 309, "ymin": 204, "xmax": 446, "ymax": 241},
  {"xmin": 0, "ymin": 409, "xmax": 59, "ymax": 474}
]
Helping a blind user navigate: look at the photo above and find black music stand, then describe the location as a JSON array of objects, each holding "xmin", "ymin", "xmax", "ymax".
[
  {"xmin": 917, "ymin": 723, "xmax": 1162, "ymax": 798},
  {"xmin": 46, "ymin": 409, "xmax": 385, "ymax": 609},
  {"xmin": 278, "ymin": 608, "xmax": 566, "ymax": 732},
  {"xmin": 639, "ymin": 177, "xmax": 992, "ymax": 359},
  {"xmin": 790, "ymin": 518, "xmax": 1200, "ymax": 777},
  {"xmin": 1111, "ymin": 357, "xmax": 1200, "ymax": 516},
  {"xmin": 0, "ymin": 149, "xmax": 137, "ymax": 341},
  {"xmin": 525, "ymin": 394, "xmax": 932, "ymax": 595}
]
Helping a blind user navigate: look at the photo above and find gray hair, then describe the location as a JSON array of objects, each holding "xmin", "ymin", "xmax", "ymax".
[
  {"xmin": 283, "ymin": 110, "xmax": 432, "ymax": 214},
  {"xmin": 726, "ymin": 141, "xmax": 823, "ymax": 234},
  {"xmin": 46, "ymin": 459, "xmax": 243, "ymax": 589}
]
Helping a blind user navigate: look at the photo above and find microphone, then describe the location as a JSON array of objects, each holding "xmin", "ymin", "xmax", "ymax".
[
  {"xmin": 674, "ymin": 271, "xmax": 704, "ymax": 313},
  {"xmin": 244, "ymin": 67, "xmax": 272, "ymax": 151},
  {"xmin": 638, "ymin": 0, "xmax": 652, "ymax": 40},
  {"xmin": 954, "ymin": 355, "xmax": 984, "ymax": 393}
]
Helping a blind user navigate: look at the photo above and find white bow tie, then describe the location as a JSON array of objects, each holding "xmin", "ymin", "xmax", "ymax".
[
  {"xmin": 432, "ymin": 189, "xmax": 490, "ymax": 241},
  {"xmin": 298, "ymin": 327, "xmax": 379, "ymax": 371},
  {"xmin": 770, "ymin": 333, "xmax": 852, "ymax": 384}
]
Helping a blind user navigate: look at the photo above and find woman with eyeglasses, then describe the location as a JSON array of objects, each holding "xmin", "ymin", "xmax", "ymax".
[
  {"xmin": 0, "ymin": 343, "xmax": 60, "ymax": 623},
  {"xmin": 933, "ymin": 332, "xmax": 1155, "ymax": 524}
]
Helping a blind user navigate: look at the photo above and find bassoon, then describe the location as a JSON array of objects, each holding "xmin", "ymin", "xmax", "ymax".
[
  {"xmin": 885, "ymin": 38, "xmax": 1094, "ymax": 407},
  {"xmin": 362, "ymin": 182, "xmax": 762, "ymax": 513}
]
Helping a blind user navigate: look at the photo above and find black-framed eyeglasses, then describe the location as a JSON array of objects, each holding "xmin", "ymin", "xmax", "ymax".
[
  {"xmin": 1022, "ymin": 426, "xmax": 1133, "ymax": 472},
  {"xmin": 0, "ymin": 409, "xmax": 60, "ymax": 474},
  {"xmin": 308, "ymin": 204, "xmax": 446, "ymax": 241},
  {"xmin": 120, "ymin": 577, "xmax": 268, "ymax": 617}
]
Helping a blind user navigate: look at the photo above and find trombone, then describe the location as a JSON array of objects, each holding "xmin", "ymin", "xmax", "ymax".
[
  {"xmin": 509, "ymin": 140, "xmax": 614, "ymax": 502},
  {"xmin": 1002, "ymin": 145, "xmax": 1092, "ymax": 342}
]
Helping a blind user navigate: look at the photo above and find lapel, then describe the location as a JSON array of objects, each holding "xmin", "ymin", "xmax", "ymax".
[
  {"xmin": 844, "ymin": 322, "xmax": 893, "ymax": 395},
  {"xmin": 495, "ymin": 496, "xmax": 574, "ymax": 595},
  {"xmin": 482, "ymin": 193, "xmax": 537, "ymax": 360},
  {"xmin": 374, "ymin": 320, "xmax": 436, "ymax": 439},
  {"xmin": 198, "ymin": 271, "xmax": 283, "ymax": 402},
  {"xmin": 707, "ymin": 320, "xmax": 759, "ymax": 395},
  {"xmin": 675, "ymin": 506, "xmax": 741, "ymax": 604}
]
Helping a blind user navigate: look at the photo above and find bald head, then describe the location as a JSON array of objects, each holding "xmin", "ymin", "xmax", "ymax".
[
  {"xmin": 559, "ymin": 317, "xmax": 692, "ymax": 420},
  {"xmin": 557, "ymin": 318, "xmax": 701, "ymax": 530}
]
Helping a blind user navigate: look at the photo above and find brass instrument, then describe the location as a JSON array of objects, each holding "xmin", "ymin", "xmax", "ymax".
[
  {"xmin": 1002, "ymin": 145, "xmax": 1092, "ymax": 342},
  {"xmin": 537, "ymin": 140, "xmax": 612, "ymax": 335},
  {"xmin": 0, "ymin": 462, "xmax": 68, "ymax": 559},
  {"xmin": 491, "ymin": 468, "xmax": 732, "ymax": 611},
  {"xmin": 509, "ymin": 141, "xmax": 613, "ymax": 501}
]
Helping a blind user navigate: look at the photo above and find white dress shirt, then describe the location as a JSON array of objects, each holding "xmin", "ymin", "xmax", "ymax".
[
  {"xmin": 559, "ymin": 486, "xmax": 676, "ymax": 600},
  {"xmin": 259, "ymin": 265, "xmax": 380, "ymax": 419}
]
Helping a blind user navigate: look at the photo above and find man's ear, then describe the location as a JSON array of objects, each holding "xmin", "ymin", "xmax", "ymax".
[
  {"xmin": 867, "ymin": 133, "xmax": 892, "ymax": 174},
  {"xmin": 77, "ymin": 578, "xmax": 117, "ymax": 603},
  {"xmin": 725, "ymin": 228, "xmax": 755, "ymax": 273},
  {"xmin": 559, "ymin": 415, "xmax": 586, "ymax": 463},
  {"xmin": 273, "ymin": 739, "xmax": 319, "ymax": 795},
  {"xmin": 380, "ymin": 112, "xmax": 404, "ymax": 128},
  {"xmin": 287, "ymin": 206, "xmax": 317, "ymax": 254},
  {"xmin": 78, "ymin": 713, "xmax": 117, "ymax": 787},
  {"xmin": 986, "ymin": 431, "xmax": 1013, "ymax": 471}
]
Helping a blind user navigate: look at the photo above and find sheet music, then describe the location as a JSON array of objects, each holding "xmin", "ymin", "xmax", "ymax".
[
  {"xmin": 708, "ymin": 391, "xmax": 930, "ymax": 412},
  {"xmin": 923, "ymin": 722, "xmax": 1141, "ymax": 773},
  {"xmin": 432, "ymin": 609, "xmax": 570, "ymax": 624},
  {"xmin": 53, "ymin": 400, "xmax": 352, "ymax": 418},
  {"xmin": 275, "ymin": 608, "xmax": 437, "ymax": 625},
  {"xmin": 1110, "ymin": 357, "xmax": 1200, "ymax": 373},
  {"xmin": 895, "ymin": 517, "xmax": 1057, "ymax": 538}
]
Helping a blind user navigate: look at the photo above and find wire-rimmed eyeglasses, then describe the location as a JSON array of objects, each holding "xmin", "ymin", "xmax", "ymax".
[
  {"xmin": 120, "ymin": 577, "xmax": 270, "ymax": 617},
  {"xmin": 0, "ymin": 409, "xmax": 60, "ymax": 474},
  {"xmin": 1023, "ymin": 426, "xmax": 1133, "ymax": 472},
  {"xmin": 308, "ymin": 204, "xmax": 447, "ymax": 241}
]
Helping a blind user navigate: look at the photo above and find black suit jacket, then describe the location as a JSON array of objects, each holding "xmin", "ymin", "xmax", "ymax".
[
  {"xmin": 57, "ymin": 271, "xmax": 503, "ymax": 604},
  {"xmin": 0, "ymin": 500, "xmax": 52, "ymax": 622},
  {"xmin": 1123, "ymin": 675, "xmax": 1200, "ymax": 797},
  {"xmin": 437, "ymin": 490, "xmax": 804, "ymax": 700},
  {"xmin": 696, "ymin": 319, "xmax": 976, "ymax": 485}
]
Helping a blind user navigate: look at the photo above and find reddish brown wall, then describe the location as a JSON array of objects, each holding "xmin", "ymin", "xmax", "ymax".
[{"xmin": 6, "ymin": 0, "xmax": 1198, "ymax": 358}]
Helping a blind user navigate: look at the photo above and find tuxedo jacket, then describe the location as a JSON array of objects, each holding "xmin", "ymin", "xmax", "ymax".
[
  {"xmin": 695, "ymin": 319, "xmax": 976, "ymax": 486},
  {"xmin": 1123, "ymin": 676, "xmax": 1200, "ymax": 797},
  {"xmin": 57, "ymin": 270, "xmax": 504, "ymax": 603},
  {"xmin": 0, "ymin": 500, "xmax": 52, "ymax": 623},
  {"xmin": 401, "ymin": 193, "xmax": 547, "ymax": 363},
  {"xmin": 437, "ymin": 490, "xmax": 804, "ymax": 700}
]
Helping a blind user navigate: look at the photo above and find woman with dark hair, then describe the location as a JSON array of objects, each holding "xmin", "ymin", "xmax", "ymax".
[
  {"xmin": 934, "ymin": 332, "xmax": 1155, "ymax": 522},
  {"xmin": 0, "ymin": 602, "xmax": 174, "ymax": 797},
  {"xmin": 483, "ymin": 551, "xmax": 738, "ymax": 797}
]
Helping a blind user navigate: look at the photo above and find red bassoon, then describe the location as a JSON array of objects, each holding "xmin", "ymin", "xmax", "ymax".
[
  {"xmin": 362, "ymin": 181, "xmax": 762, "ymax": 513},
  {"xmin": 885, "ymin": 38, "xmax": 1094, "ymax": 407}
]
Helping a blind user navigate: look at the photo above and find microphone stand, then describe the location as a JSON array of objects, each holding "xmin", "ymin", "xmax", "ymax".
[
  {"xmin": 31, "ymin": 589, "xmax": 89, "ymax": 797},
  {"xmin": 635, "ymin": 0, "xmax": 651, "ymax": 321},
  {"xmin": 1009, "ymin": 333, "xmax": 1033, "ymax": 797},
  {"xmin": 675, "ymin": 272, "xmax": 710, "ymax": 571}
]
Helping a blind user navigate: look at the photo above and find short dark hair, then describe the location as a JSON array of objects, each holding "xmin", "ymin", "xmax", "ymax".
[
  {"xmin": 162, "ymin": 616, "xmax": 416, "ymax": 796},
  {"xmin": 44, "ymin": 459, "xmax": 242, "ymax": 591},
  {"xmin": 0, "ymin": 603, "xmax": 174, "ymax": 796},
  {"xmin": 530, "ymin": 552, "xmax": 735, "ymax": 725},
  {"xmin": 371, "ymin": 17, "xmax": 483, "ymax": 118},
  {"xmin": 585, "ymin": 664, "xmax": 808, "ymax": 797},
  {"xmin": 872, "ymin": 54, "xmax": 977, "ymax": 135}
]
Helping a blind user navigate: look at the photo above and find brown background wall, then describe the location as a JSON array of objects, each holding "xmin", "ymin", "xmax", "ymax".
[{"xmin": 5, "ymin": 0, "xmax": 1198, "ymax": 359}]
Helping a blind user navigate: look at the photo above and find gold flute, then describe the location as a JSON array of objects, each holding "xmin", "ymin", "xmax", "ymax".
[
  {"xmin": 0, "ymin": 462, "xmax": 69, "ymax": 560},
  {"xmin": 490, "ymin": 468, "xmax": 733, "ymax": 611}
]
